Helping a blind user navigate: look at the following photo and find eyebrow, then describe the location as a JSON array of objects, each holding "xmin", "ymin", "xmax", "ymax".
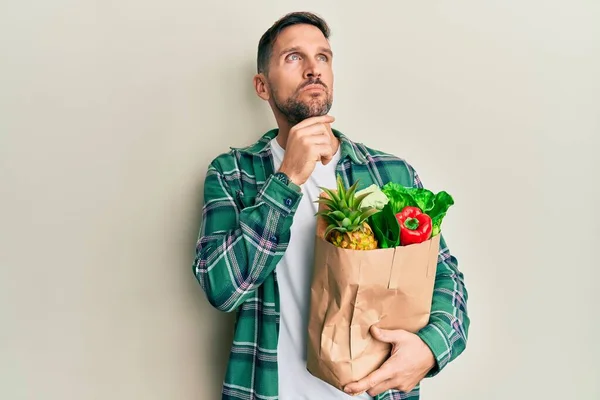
[
  {"xmin": 279, "ymin": 46, "xmax": 333, "ymax": 57},
  {"xmin": 319, "ymin": 47, "xmax": 333, "ymax": 57}
]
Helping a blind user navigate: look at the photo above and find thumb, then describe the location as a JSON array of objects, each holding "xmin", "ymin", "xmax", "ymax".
[{"xmin": 371, "ymin": 326, "xmax": 410, "ymax": 344}]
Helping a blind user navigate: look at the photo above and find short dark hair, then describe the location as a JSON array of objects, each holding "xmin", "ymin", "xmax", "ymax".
[{"xmin": 257, "ymin": 11, "xmax": 331, "ymax": 75}]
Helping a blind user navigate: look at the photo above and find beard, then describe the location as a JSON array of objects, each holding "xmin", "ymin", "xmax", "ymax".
[{"xmin": 271, "ymin": 79, "xmax": 333, "ymax": 125}]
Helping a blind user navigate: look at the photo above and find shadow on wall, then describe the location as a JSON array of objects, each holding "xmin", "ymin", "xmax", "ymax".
[{"xmin": 184, "ymin": 59, "xmax": 276, "ymax": 394}]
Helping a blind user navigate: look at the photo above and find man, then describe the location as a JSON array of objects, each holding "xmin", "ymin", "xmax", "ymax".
[{"xmin": 194, "ymin": 11, "xmax": 469, "ymax": 400}]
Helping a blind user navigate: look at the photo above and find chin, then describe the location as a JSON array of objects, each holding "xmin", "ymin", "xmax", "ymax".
[
  {"xmin": 310, "ymin": 100, "xmax": 332, "ymax": 114},
  {"xmin": 305, "ymin": 95, "xmax": 328, "ymax": 105}
]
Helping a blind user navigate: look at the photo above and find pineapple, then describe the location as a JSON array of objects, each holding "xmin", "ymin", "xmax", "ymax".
[{"xmin": 315, "ymin": 176, "xmax": 381, "ymax": 250}]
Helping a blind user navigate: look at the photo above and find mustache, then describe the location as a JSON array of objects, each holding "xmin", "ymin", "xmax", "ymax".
[{"xmin": 298, "ymin": 78, "xmax": 328, "ymax": 91}]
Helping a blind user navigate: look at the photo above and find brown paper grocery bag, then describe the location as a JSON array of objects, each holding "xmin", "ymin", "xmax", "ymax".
[{"xmin": 306, "ymin": 193, "xmax": 440, "ymax": 391}]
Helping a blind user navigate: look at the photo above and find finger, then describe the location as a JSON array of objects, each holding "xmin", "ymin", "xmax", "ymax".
[
  {"xmin": 343, "ymin": 363, "xmax": 394, "ymax": 395},
  {"xmin": 326, "ymin": 123, "xmax": 338, "ymax": 152},
  {"xmin": 367, "ymin": 378, "xmax": 399, "ymax": 397},
  {"xmin": 325, "ymin": 122, "xmax": 334, "ymax": 136},
  {"xmin": 311, "ymin": 144, "xmax": 333, "ymax": 163},
  {"xmin": 321, "ymin": 151, "xmax": 333, "ymax": 165},
  {"xmin": 371, "ymin": 326, "xmax": 409, "ymax": 345},
  {"xmin": 292, "ymin": 115, "xmax": 335, "ymax": 130},
  {"xmin": 299, "ymin": 132, "xmax": 331, "ymax": 153},
  {"xmin": 304, "ymin": 131, "xmax": 332, "ymax": 146},
  {"xmin": 296, "ymin": 123, "xmax": 331, "ymax": 138}
]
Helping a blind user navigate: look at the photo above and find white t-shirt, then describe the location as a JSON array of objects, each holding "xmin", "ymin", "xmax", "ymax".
[{"xmin": 270, "ymin": 137, "xmax": 373, "ymax": 400}]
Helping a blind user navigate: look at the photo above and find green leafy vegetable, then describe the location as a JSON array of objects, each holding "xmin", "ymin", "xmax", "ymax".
[
  {"xmin": 368, "ymin": 202, "xmax": 400, "ymax": 248},
  {"xmin": 381, "ymin": 183, "xmax": 454, "ymax": 237}
]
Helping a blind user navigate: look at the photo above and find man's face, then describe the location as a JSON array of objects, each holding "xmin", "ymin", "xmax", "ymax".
[{"xmin": 264, "ymin": 24, "xmax": 334, "ymax": 125}]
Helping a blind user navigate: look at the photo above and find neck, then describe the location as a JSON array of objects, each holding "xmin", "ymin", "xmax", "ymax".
[{"xmin": 273, "ymin": 114, "xmax": 294, "ymax": 149}]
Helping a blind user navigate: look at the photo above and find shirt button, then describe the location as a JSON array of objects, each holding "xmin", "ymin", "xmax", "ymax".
[
  {"xmin": 270, "ymin": 235, "xmax": 277, "ymax": 242},
  {"xmin": 284, "ymin": 198, "xmax": 293, "ymax": 207}
]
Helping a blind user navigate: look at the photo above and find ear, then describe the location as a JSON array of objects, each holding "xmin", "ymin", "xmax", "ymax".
[{"xmin": 253, "ymin": 73, "xmax": 270, "ymax": 101}]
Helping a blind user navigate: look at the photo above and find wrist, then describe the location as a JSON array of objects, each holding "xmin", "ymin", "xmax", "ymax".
[
  {"xmin": 276, "ymin": 167, "xmax": 301, "ymax": 187},
  {"xmin": 273, "ymin": 170, "xmax": 301, "ymax": 192}
]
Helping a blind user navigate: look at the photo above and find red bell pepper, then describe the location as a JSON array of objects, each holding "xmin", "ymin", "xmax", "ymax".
[{"xmin": 395, "ymin": 206, "xmax": 432, "ymax": 245}]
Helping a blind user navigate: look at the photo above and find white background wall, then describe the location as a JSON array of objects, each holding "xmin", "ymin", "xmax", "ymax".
[{"xmin": 1, "ymin": 1, "xmax": 599, "ymax": 399}]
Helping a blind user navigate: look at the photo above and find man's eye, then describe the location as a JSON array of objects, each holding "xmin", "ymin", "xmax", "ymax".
[
  {"xmin": 317, "ymin": 55, "xmax": 328, "ymax": 62},
  {"xmin": 287, "ymin": 53, "xmax": 301, "ymax": 61}
]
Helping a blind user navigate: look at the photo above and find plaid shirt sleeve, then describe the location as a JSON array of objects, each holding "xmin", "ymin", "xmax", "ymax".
[
  {"xmin": 193, "ymin": 158, "xmax": 301, "ymax": 312},
  {"xmin": 411, "ymin": 167, "xmax": 470, "ymax": 377}
]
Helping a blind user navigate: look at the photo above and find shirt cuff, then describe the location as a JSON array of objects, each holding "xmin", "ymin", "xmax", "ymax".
[
  {"xmin": 256, "ymin": 174, "xmax": 302, "ymax": 216},
  {"xmin": 416, "ymin": 323, "xmax": 451, "ymax": 378}
]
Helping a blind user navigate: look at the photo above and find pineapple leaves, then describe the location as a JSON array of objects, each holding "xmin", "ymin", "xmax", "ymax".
[
  {"xmin": 344, "ymin": 182, "xmax": 359, "ymax": 205},
  {"xmin": 316, "ymin": 210, "xmax": 346, "ymax": 222},
  {"xmin": 336, "ymin": 175, "xmax": 345, "ymax": 197},
  {"xmin": 330, "ymin": 210, "xmax": 347, "ymax": 221},
  {"xmin": 319, "ymin": 187, "xmax": 340, "ymax": 205},
  {"xmin": 316, "ymin": 176, "xmax": 381, "ymax": 250},
  {"xmin": 315, "ymin": 197, "xmax": 337, "ymax": 211},
  {"xmin": 353, "ymin": 191, "xmax": 372, "ymax": 209},
  {"xmin": 359, "ymin": 208, "xmax": 381, "ymax": 221},
  {"xmin": 315, "ymin": 212, "xmax": 341, "ymax": 227},
  {"xmin": 324, "ymin": 225, "xmax": 346, "ymax": 239},
  {"xmin": 336, "ymin": 176, "xmax": 350, "ymax": 209}
]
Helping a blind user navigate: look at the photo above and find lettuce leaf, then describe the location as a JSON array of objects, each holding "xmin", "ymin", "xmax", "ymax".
[
  {"xmin": 426, "ymin": 191, "xmax": 454, "ymax": 236},
  {"xmin": 382, "ymin": 182, "xmax": 454, "ymax": 237}
]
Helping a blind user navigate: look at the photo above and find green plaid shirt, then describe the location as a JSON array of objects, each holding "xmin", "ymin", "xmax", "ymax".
[{"xmin": 193, "ymin": 129, "xmax": 470, "ymax": 399}]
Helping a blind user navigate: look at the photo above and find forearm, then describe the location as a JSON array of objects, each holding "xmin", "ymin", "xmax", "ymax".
[
  {"xmin": 193, "ymin": 168, "xmax": 301, "ymax": 312},
  {"xmin": 417, "ymin": 236, "xmax": 470, "ymax": 376},
  {"xmin": 409, "ymin": 165, "xmax": 470, "ymax": 375}
]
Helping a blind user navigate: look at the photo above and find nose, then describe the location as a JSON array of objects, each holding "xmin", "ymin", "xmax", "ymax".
[{"xmin": 303, "ymin": 59, "xmax": 321, "ymax": 80}]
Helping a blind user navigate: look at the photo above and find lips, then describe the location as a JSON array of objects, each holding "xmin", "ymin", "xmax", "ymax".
[{"xmin": 301, "ymin": 84, "xmax": 326, "ymax": 92}]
